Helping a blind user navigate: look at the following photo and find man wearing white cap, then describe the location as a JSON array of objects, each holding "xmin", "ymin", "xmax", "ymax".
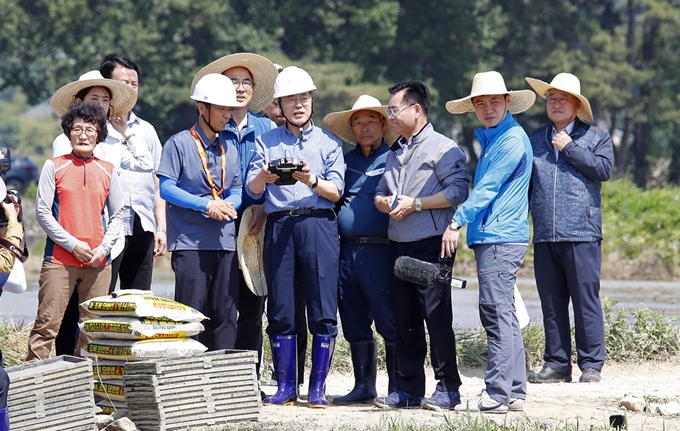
[
  {"xmin": 444, "ymin": 71, "xmax": 536, "ymax": 414},
  {"xmin": 156, "ymin": 73, "xmax": 242, "ymax": 351},
  {"xmin": 524, "ymin": 73, "xmax": 614, "ymax": 384},
  {"xmin": 323, "ymin": 95, "xmax": 398, "ymax": 404},
  {"xmin": 192, "ymin": 52, "xmax": 279, "ymax": 390},
  {"xmin": 247, "ymin": 66, "xmax": 344, "ymax": 408}
]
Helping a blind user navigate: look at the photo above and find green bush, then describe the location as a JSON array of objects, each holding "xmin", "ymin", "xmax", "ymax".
[{"xmin": 601, "ymin": 179, "xmax": 680, "ymax": 276}]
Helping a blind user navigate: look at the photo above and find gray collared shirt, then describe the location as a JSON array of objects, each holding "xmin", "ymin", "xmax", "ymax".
[{"xmin": 376, "ymin": 123, "xmax": 470, "ymax": 242}]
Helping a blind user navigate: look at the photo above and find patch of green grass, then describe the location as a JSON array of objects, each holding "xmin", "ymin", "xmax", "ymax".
[
  {"xmin": 603, "ymin": 297, "xmax": 680, "ymax": 361},
  {"xmin": 259, "ymin": 299, "xmax": 679, "ymax": 379},
  {"xmin": 218, "ymin": 414, "xmax": 626, "ymax": 431}
]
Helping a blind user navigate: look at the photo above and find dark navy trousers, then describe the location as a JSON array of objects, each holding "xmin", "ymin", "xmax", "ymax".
[
  {"xmin": 534, "ymin": 241, "xmax": 606, "ymax": 374},
  {"xmin": 389, "ymin": 236, "xmax": 462, "ymax": 397},
  {"xmin": 172, "ymin": 250, "xmax": 239, "ymax": 351},
  {"xmin": 264, "ymin": 212, "xmax": 339, "ymax": 337},
  {"xmin": 338, "ymin": 242, "xmax": 396, "ymax": 343}
]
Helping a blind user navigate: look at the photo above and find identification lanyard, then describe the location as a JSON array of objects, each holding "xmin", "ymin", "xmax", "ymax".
[{"xmin": 190, "ymin": 125, "xmax": 226, "ymax": 200}]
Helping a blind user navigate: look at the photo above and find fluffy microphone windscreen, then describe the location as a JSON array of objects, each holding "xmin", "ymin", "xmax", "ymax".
[{"xmin": 393, "ymin": 256, "xmax": 438, "ymax": 287}]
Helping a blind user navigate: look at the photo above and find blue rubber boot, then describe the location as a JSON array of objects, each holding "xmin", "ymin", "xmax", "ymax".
[
  {"xmin": 0, "ymin": 407, "xmax": 8, "ymax": 431},
  {"xmin": 308, "ymin": 335, "xmax": 335, "ymax": 408},
  {"xmin": 263, "ymin": 335, "xmax": 297, "ymax": 406}
]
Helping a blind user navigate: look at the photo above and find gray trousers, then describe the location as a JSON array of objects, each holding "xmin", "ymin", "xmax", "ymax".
[{"xmin": 473, "ymin": 243, "xmax": 527, "ymax": 405}]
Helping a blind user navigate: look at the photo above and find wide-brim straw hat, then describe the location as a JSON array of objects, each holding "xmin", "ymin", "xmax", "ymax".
[
  {"xmin": 236, "ymin": 207, "xmax": 267, "ymax": 296},
  {"xmin": 191, "ymin": 53, "xmax": 278, "ymax": 114},
  {"xmin": 525, "ymin": 73, "xmax": 594, "ymax": 123},
  {"xmin": 50, "ymin": 70, "xmax": 137, "ymax": 117},
  {"xmin": 322, "ymin": 95, "xmax": 399, "ymax": 145},
  {"xmin": 446, "ymin": 71, "xmax": 536, "ymax": 115}
]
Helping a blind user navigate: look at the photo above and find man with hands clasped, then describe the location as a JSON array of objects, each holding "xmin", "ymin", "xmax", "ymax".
[
  {"xmin": 156, "ymin": 73, "xmax": 242, "ymax": 351},
  {"xmin": 373, "ymin": 81, "xmax": 470, "ymax": 411}
]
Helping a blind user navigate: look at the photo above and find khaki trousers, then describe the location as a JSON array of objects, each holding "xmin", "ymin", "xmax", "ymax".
[{"xmin": 26, "ymin": 260, "xmax": 111, "ymax": 361}]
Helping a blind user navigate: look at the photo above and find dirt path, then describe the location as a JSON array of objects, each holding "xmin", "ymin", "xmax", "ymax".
[{"xmin": 254, "ymin": 361, "xmax": 680, "ymax": 430}]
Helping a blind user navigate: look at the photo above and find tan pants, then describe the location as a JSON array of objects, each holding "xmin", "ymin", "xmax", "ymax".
[{"xmin": 26, "ymin": 261, "xmax": 111, "ymax": 362}]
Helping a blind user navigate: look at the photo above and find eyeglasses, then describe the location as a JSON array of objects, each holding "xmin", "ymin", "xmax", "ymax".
[
  {"xmin": 386, "ymin": 103, "xmax": 416, "ymax": 118},
  {"xmin": 231, "ymin": 79, "xmax": 254, "ymax": 90},
  {"xmin": 546, "ymin": 95, "xmax": 574, "ymax": 105},
  {"xmin": 281, "ymin": 94, "xmax": 311, "ymax": 106},
  {"xmin": 71, "ymin": 126, "xmax": 98, "ymax": 137}
]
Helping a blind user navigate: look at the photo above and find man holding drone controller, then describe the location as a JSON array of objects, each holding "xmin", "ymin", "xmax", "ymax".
[{"xmin": 247, "ymin": 66, "xmax": 344, "ymax": 408}]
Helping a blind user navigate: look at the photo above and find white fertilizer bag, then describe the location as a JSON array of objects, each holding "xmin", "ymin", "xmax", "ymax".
[
  {"xmin": 81, "ymin": 338, "xmax": 208, "ymax": 361},
  {"xmin": 80, "ymin": 316, "xmax": 204, "ymax": 340},
  {"xmin": 82, "ymin": 290, "xmax": 207, "ymax": 322}
]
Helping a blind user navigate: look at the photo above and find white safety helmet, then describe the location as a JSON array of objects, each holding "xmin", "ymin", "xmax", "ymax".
[
  {"xmin": 190, "ymin": 73, "xmax": 239, "ymax": 107},
  {"xmin": 273, "ymin": 66, "xmax": 317, "ymax": 98}
]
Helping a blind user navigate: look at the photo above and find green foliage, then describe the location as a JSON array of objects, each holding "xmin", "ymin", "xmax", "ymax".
[
  {"xmin": 603, "ymin": 297, "xmax": 680, "ymax": 361},
  {"xmin": 1, "ymin": 0, "xmax": 680, "ymax": 185},
  {"xmin": 601, "ymin": 178, "xmax": 680, "ymax": 276}
]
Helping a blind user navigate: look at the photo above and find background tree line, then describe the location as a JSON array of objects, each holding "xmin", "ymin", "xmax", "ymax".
[{"xmin": 1, "ymin": 0, "xmax": 679, "ymax": 187}]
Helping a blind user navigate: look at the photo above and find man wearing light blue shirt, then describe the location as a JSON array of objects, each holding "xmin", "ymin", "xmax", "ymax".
[{"xmin": 247, "ymin": 66, "xmax": 344, "ymax": 409}]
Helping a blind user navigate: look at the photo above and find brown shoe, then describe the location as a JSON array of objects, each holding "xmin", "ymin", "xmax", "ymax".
[
  {"xmin": 528, "ymin": 366, "xmax": 572, "ymax": 383},
  {"xmin": 579, "ymin": 368, "xmax": 601, "ymax": 383}
]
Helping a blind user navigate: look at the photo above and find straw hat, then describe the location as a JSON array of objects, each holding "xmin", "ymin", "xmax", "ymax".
[
  {"xmin": 191, "ymin": 53, "xmax": 278, "ymax": 114},
  {"xmin": 525, "ymin": 73, "xmax": 594, "ymax": 123},
  {"xmin": 322, "ymin": 95, "xmax": 399, "ymax": 145},
  {"xmin": 446, "ymin": 71, "xmax": 536, "ymax": 115},
  {"xmin": 50, "ymin": 70, "xmax": 137, "ymax": 117},
  {"xmin": 236, "ymin": 207, "xmax": 267, "ymax": 296}
]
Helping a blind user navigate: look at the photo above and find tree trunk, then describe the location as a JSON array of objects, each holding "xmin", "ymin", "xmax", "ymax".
[
  {"xmin": 633, "ymin": 119, "xmax": 649, "ymax": 188},
  {"xmin": 615, "ymin": 113, "xmax": 634, "ymax": 177}
]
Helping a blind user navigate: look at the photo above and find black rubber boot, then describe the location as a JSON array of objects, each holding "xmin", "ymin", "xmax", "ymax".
[{"xmin": 333, "ymin": 339, "xmax": 377, "ymax": 405}]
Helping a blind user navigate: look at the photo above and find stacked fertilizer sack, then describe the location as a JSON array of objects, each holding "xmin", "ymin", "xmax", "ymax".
[{"xmin": 79, "ymin": 290, "xmax": 208, "ymax": 414}]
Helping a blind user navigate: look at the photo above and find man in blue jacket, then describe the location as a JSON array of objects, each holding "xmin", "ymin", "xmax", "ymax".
[
  {"xmin": 525, "ymin": 73, "xmax": 614, "ymax": 384},
  {"xmin": 444, "ymin": 71, "xmax": 535, "ymax": 414}
]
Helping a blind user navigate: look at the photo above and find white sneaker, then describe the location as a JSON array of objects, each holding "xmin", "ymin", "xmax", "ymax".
[
  {"xmin": 508, "ymin": 397, "xmax": 524, "ymax": 411},
  {"xmin": 454, "ymin": 390, "xmax": 508, "ymax": 414}
]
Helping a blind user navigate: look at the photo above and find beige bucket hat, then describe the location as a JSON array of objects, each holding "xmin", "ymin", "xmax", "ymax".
[
  {"xmin": 191, "ymin": 53, "xmax": 278, "ymax": 114},
  {"xmin": 446, "ymin": 71, "xmax": 536, "ymax": 115},
  {"xmin": 236, "ymin": 207, "xmax": 267, "ymax": 296},
  {"xmin": 50, "ymin": 70, "xmax": 137, "ymax": 117},
  {"xmin": 525, "ymin": 73, "xmax": 594, "ymax": 123},
  {"xmin": 322, "ymin": 95, "xmax": 399, "ymax": 145}
]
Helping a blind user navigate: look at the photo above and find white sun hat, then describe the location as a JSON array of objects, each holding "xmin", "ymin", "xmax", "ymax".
[
  {"xmin": 50, "ymin": 70, "xmax": 137, "ymax": 117},
  {"xmin": 322, "ymin": 95, "xmax": 399, "ymax": 145},
  {"xmin": 446, "ymin": 71, "xmax": 536, "ymax": 115},
  {"xmin": 525, "ymin": 73, "xmax": 594, "ymax": 123},
  {"xmin": 191, "ymin": 53, "xmax": 279, "ymax": 114},
  {"xmin": 236, "ymin": 207, "xmax": 267, "ymax": 296}
]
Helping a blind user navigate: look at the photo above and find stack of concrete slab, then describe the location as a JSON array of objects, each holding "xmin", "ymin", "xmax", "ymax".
[
  {"xmin": 124, "ymin": 349, "xmax": 260, "ymax": 430},
  {"xmin": 6, "ymin": 356, "xmax": 97, "ymax": 431}
]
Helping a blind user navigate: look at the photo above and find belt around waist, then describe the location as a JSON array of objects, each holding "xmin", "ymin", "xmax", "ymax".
[
  {"xmin": 341, "ymin": 236, "xmax": 390, "ymax": 245},
  {"xmin": 269, "ymin": 208, "xmax": 335, "ymax": 217}
]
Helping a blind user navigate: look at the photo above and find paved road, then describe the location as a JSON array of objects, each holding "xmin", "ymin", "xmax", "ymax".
[{"xmin": 2, "ymin": 278, "xmax": 678, "ymax": 329}]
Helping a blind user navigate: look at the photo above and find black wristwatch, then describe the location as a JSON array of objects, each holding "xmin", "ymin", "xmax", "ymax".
[{"xmin": 310, "ymin": 175, "xmax": 319, "ymax": 189}]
